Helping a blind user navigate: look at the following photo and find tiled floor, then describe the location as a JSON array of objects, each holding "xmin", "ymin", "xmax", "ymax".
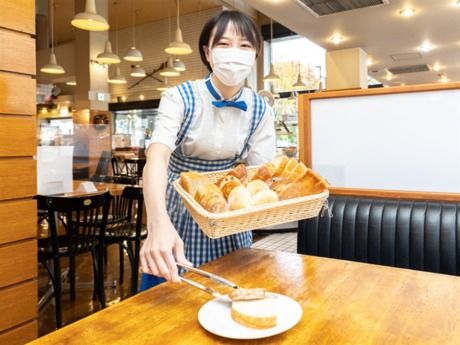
[{"xmin": 251, "ymin": 231, "xmax": 297, "ymax": 253}]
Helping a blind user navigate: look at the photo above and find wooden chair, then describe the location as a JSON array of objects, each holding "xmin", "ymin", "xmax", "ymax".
[
  {"xmin": 104, "ymin": 186, "xmax": 146, "ymax": 295},
  {"xmin": 37, "ymin": 192, "xmax": 111, "ymax": 328}
]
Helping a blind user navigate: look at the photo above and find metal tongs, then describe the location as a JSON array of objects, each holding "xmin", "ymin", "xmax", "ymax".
[{"xmin": 177, "ymin": 263, "xmax": 237, "ymax": 301}]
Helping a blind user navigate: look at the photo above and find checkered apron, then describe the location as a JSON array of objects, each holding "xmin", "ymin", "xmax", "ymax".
[{"xmin": 166, "ymin": 79, "xmax": 267, "ymax": 267}]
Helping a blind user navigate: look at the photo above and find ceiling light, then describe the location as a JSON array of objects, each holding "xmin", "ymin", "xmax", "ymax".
[
  {"xmin": 385, "ymin": 73, "xmax": 393, "ymax": 81},
  {"xmin": 157, "ymin": 77, "xmax": 171, "ymax": 91},
  {"xmin": 96, "ymin": 41, "xmax": 121, "ymax": 64},
  {"xmin": 160, "ymin": 56, "xmax": 180, "ymax": 77},
  {"xmin": 71, "ymin": 0, "xmax": 109, "ymax": 31},
  {"xmin": 439, "ymin": 74, "xmax": 449, "ymax": 83},
  {"xmin": 419, "ymin": 41, "xmax": 434, "ymax": 52},
  {"xmin": 399, "ymin": 8, "xmax": 416, "ymax": 17},
  {"xmin": 139, "ymin": 94, "xmax": 145, "ymax": 100},
  {"xmin": 264, "ymin": 19, "xmax": 281, "ymax": 82},
  {"xmin": 130, "ymin": 65, "xmax": 146, "ymax": 77},
  {"xmin": 292, "ymin": 72, "xmax": 307, "ymax": 90},
  {"xmin": 330, "ymin": 35, "xmax": 343, "ymax": 45},
  {"xmin": 165, "ymin": 0, "xmax": 192, "ymax": 55},
  {"xmin": 124, "ymin": 47, "xmax": 143, "ymax": 62},
  {"xmin": 173, "ymin": 58, "xmax": 186, "ymax": 72},
  {"xmin": 367, "ymin": 57, "xmax": 374, "ymax": 66},
  {"xmin": 456, "ymin": 0, "xmax": 460, "ymax": 7},
  {"xmin": 432, "ymin": 62, "xmax": 442, "ymax": 71},
  {"xmin": 66, "ymin": 80, "xmax": 77, "ymax": 86},
  {"xmin": 108, "ymin": 65, "xmax": 127, "ymax": 84},
  {"xmin": 41, "ymin": 1, "xmax": 65, "ymax": 75}
]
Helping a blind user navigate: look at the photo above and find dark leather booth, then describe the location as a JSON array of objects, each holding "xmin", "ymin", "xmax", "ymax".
[{"xmin": 298, "ymin": 195, "xmax": 460, "ymax": 276}]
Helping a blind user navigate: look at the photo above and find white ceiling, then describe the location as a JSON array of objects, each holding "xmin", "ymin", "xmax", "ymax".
[{"xmin": 245, "ymin": 0, "xmax": 460, "ymax": 86}]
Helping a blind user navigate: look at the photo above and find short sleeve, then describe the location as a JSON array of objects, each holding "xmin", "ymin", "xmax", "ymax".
[
  {"xmin": 245, "ymin": 104, "xmax": 277, "ymax": 165},
  {"xmin": 149, "ymin": 87, "xmax": 185, "ymax": 152}
]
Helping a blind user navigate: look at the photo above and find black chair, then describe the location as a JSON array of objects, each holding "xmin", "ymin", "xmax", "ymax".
[
  {"xmin": 104, "ymin": 186, "xmax": 146, "ymax": 295},
  {"xmin": 37, "ymin": 192, "xmax": 111, "ymax": 328},
  {"xmin": 111, "ymin": 156, "xmax": 127, "ymax": 177}
]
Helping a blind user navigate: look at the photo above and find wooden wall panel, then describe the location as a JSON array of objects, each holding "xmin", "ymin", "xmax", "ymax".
[
  {"xmin": 0, "ymin": 117, "xmax": 36, "ymax": 156},
  {"xmin": 0, "ymin": 73, "xmax": 36, "ymax": 115},
  {"xmin": 0, "ymin": 200, "xmax": 36, "ymax": 245},
  {"xmin": 0, "ymin": 0, "xmax": 35, "ymax": 34},
  {"xmin": 0, "ymin": 240, "xmax": 37, "ymax": 288},
  {"xmin": 0, "ymin": 321, "xmax": 37, "ymax": 345},
  {"xmin": 0, "ymin": 280, "xmax": 37, "ymax": 333},
  {"xmin": 0, "ymin": 29, "xmax": 35, "ymax": 75},
  {"xmin": 0, "ymin": 159, "xmax": 36, "ymax": 200}
]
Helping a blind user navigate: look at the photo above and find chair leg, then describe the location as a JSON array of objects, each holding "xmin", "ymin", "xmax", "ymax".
[
  {"xmin": 132, "ymin": 239, "xmax": 141, "ymax": 295},
  {"xmin": 96, "ymin": 244, "xmax": 106, "ymax": 308},
  {"xmin": 119, "ymin": 244, "xmax": 124, "ymax": 285},
  {"xmin": 51, "ymin": 256, "xmax": 63, "ymax": 328},
  {"xmin": 104, "ymin": 246, "xmax": 108, "ymax": 265},
  {"xmin": 91, "ymin": 251, "xmax": 98, "ymax": 301},
  {"xmin": 69, "ymin": 255, "xmax": 76, "ymax": 301}
]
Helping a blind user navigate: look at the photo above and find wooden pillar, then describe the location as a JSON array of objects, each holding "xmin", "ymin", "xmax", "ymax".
[{"xmin": 0, "ymin": 0, "xmax": 38, "ymax": 343}]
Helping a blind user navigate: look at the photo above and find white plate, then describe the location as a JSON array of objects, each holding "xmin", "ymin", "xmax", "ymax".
[{"xmin": 198, "ymin": 293, "xmax": 303, "ymax": 340}]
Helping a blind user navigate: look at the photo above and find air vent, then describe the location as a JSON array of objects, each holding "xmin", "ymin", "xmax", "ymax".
[
  {"xmin": 390, "ymin": 52, "xmax": 423, "ymax": 61},
  {"xmin": 296, "ymin": 0, "xmax": 389, "ymax": 17},
  {"xmin": 388, "ymin": 64, "xmax": 430, "ymax": 75}
]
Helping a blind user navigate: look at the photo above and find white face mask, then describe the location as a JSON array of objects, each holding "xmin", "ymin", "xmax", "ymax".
[{"xmin": 211, "ymin": 47, "xmax": 256, "ymax": 87}]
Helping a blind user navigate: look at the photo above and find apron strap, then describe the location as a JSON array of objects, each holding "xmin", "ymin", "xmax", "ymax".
[{"xmin": 175, "ymin": 81, "xmax": 196, "ymax": 147}]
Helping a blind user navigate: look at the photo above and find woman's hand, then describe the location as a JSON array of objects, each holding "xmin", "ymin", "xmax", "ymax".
[{"xmin": 140, "ymin": 217, "xmax": 192, "ymax": 283}]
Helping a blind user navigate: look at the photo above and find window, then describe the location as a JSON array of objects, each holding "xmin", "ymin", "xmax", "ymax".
[{"xmin": 112, "ymin": 108, "xmax": 157, "ymax": 148}]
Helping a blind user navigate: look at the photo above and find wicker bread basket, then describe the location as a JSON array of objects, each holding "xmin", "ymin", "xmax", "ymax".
[{"xmin": 173, "ymin": 166, "xmax": 329, "ymax": 239}]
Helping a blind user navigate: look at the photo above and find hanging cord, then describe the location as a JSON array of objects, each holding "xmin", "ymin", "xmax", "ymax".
[
  {"xmin": 176, "ymin": 0, "xmax": 180, "ymax": 31},
  {"xmin": 114, "ymin": 1, "xmax": 119, "ymax": 55},
  {"xmin": 131, "ymin": 0, "xmax": 135, "ymax": 47},
  {"xmin": 49, "ymin": 0, "xmax": 55, "ymax": 54}
]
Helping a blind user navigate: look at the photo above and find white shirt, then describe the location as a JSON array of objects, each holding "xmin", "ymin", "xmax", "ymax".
[{"xmin": 150, "ymin": 78, "xmax": 276, "ymax": 165}]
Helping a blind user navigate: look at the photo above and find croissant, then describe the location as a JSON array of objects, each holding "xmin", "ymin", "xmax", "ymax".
[
  {"xmin": 227, "ymin": 164, "xmax": 248, "ymax": 181},
  {"xmin": 195, "ymin": 183, "xmax": 228, "ymax": 213},
  {"xmin": 180, "ymin": 171, "xmax": 212, "ymax": 199},
  {"xmin": 228, "ymin": 186, "xmax": 254, "ymax": 211}
]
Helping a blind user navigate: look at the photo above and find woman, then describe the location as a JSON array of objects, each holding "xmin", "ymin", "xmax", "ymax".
[{"xmin": 140, "ymin": 10, "xmax": 276, "ymax": 289}]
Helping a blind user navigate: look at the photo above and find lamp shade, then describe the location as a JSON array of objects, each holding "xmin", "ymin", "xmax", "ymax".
[
  {"xmin": 173, "ymin": 58, "xmax": 186, "ymax": 71},
  {"xmin": 292, "ymin": 73, "xmax": 307, "ymax": 90},
  {"xmin": 130, "ymin": 65, "xmax": 146, "ymax": 77},
  {"xmin": 124, "ymin": 47, "xmax": 143, "ymax": 62},
  {"xmin": 263, "ymin": 63, "xmax": 281, "ymax": 82},
  {"xmin": 96, "ymin": 41, "xmax": 121, "ymax": 65},
  {"xmin": 157, "ymin": 77, "xmax": 171, "ymax": 91},
  {"xmin": 71, "ymin": 0, "xmax": 109, "ymax": 31},
  {"xmin": 40, "ymin": 53, "xmax": 65, "ymax": 74},
  {"xmin": 108, "ymin": 66, "xmax": 127, "ymax": 84},
  {"xmin": 160, "ymin": 56, "xmax": 180, "ymax": 77},
  {"xmin": 165, "ymin": 28, "xmax": 193, "ymax": 55}
]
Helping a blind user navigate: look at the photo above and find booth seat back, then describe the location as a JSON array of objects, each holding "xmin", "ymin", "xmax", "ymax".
[{"xmin": 298, "ymin": 196, "xmax": 460, "ymax": 276}]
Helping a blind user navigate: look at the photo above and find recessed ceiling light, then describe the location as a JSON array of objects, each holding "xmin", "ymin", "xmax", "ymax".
[
  {"xmin": 367, "ymin": 57, "xmax": 374, "ymax": 66},
  {"xmin": 456, "ymin": 0, "xmax": 460, "ymax": 7},
  {"xmin": 399, "ymin": 8, "xmax": 416, "ymax": 17},
  {"xmin": 330, "ymin": 35, "xmax": 344, "ymax": 45},
  {"xmin": 432, "ymin": 62, "xmax": 442, "ymax": 71},
  {"xmin": 419, "ymin": 41, "xmax": 434, "ymax": 52},
  {"xmin": 439, "ymin": 74, "xmax": 449, "ymax": 83},
  {"xmin": 386, "ymin": 74, "xmax": 393, "ymax": 81}
]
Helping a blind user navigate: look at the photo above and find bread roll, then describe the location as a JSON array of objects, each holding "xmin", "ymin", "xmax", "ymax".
[
  {"xmin": 272, "ymin": 155, "xmax": 289, "ymax": 177},
  {"xmin": 252, "ymin": 190, "xmax": 279, "ymax": 205},
  {"xmin": 180, "ymin": 171, "xmax": 211, "ymax": 199},
  {"xmin": 216, "ymin": 175, "xmax": 242, "ymax": 199},
  {"xmin": 195, "ymin": 183, "xmax": 228, "ymax": 213},
  {"xmin": 231, "ymin": 298, "xmax": 277, "ymax": 329},
  {"xmin": 228, "ymin": 186, "xmax": 254, "ymax": 210},
  {"xmin": 246, "ymin": 180, "xmax": 269, "ymax": 196}
]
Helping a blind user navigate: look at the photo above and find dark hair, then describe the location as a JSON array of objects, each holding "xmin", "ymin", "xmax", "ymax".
[{"xmin": 199, "ymin": 10, "xmax": 263, "ymax": 72}]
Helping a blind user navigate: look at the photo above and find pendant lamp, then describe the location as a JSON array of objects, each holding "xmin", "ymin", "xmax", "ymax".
[
  {"xmin": 160, "ymin": 56, "xmax": 180, "ymax": 77},
  {"xmin": 130, "ymin": 65, "xmax": 146, "ymax": 77},
  {"xmin": 173, "ymin": 58, "xmax": 186, "ymax": 71},
  {"xmin": 165, "ymin": 0, "xmax": 192, "ymax": 55},
  {"xmin": 124, "ymin": 3, "xmax": 143, "ymax": 61},
  {"xmin": 41, "ymin": 0, "xmax": 65, "ymax": 74},
  {"xmin": 71, "ymin": 0, "xmax": 109, "ymax": 31},
  {"xmin": 292, "ymin": 63, "xmax": 307, "ymax": 90},
  {"xmin": 96, "ymin": 40, "xmax": 121, "ymax": 64},
  {"xmin": 263, "ymin": 19, "xmax": 280, "ymax": 82},
  {"xmin": 108, "ymin": 65, "xmax": 127, "ymax": 84}
]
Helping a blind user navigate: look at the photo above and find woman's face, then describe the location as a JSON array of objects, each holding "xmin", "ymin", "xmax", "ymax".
[{"xmin": 205, "ymin": 22, "xmax": 256, "ymax": 69}]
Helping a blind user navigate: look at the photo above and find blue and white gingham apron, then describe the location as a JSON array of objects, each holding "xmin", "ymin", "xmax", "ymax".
[{"xmin": 140, "ymin": 78, "xmax": 267, "ymax": 291}]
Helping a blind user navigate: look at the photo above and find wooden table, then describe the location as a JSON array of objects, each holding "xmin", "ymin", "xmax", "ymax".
[{"xmin": 29, "ymin": 249, "xmax": 460, "ymax": 344}]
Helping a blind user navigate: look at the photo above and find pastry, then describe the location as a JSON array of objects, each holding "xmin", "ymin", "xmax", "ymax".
[
  {"xmin": 252, "ymin": 189, "xmax": 279, "ymax": 205},
  {"xmin": 272, "ymin": 155, "xmax": 289, "ymax": 177},
  {"xmin": 194, "ymin": 183, "xmax": 228, "ymax": 213},
  {"xmin": 216, "ymin": 175, "xmax": 242, "ymax": 199},
  {"xmin": 246, "ymin": 180, "xmax": 269, "ymax": 196},
  {"xmin": 180, "ymin": 171, "xmax": 212, "ymax": 199}
]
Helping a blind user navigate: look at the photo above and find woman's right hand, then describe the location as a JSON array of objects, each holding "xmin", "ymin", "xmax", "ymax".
[{"xmin": 140, "ymin": 217, "xmax": 192, "ymax": 283}]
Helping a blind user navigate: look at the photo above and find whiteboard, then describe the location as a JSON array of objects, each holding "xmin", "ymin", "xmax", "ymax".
[{"xmin": 311, "ymin": 89, "xmax": 460, "ymax": 192}]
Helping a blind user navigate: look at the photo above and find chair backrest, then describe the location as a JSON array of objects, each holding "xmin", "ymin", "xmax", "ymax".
[
  {"xmin": 37, "ymin": 192, "xmax": 111, "ymax": 255},
  {"xmin": 95, "ymin": 151, "xmax": 112, "ymax": 177},
  {"xmin": 122, "ymin": 186, "xmax": 144, "ymax": 237},
  {"xmin": 111, "ymin": 156, "xmax": 126, "ymax": 176}
]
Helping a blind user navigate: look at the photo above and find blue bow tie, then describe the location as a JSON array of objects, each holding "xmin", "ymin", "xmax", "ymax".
[{"xmin": 212, "ymin": 100, "xmax": 248, "ymax": 112}]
